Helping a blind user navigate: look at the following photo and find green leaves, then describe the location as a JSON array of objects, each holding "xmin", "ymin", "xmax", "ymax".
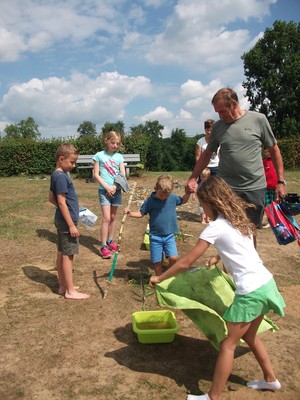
[{"xmin": 242, "ymin": 21, "xmax": 300, "ymax": 138}]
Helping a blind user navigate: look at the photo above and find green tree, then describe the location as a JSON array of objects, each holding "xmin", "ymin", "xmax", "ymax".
[
  {"xmin": 125, "ymin": 124, "xmax": 149, "ymax": 163},
  {"xmin": 168, "ymin": 128, "xmax": 187, "ymax": 170},
  {"xmin": 4, "ymin": 124, "xmax": 20, "ymax": 139},
  {"xmin": 101, "ymin": 121, "xmax": 125, "ymax": 136},
  {"xmin": 242, "ymin": 20, "xmax": 300, "ymax": 138},
  {"xmin": 4, "ymin": 117, "xmax": 41, "ymax": 140},
  {"xmin": 77, "ymin": 121, "xmax": 97, "ymax": 137},
  {"xmin": 143, "ymin": 121, "xmax": 164, "ymax": 170},
  {"xmin": 143, "ymin": 120, "xmax": 164, "ymax": 138}
]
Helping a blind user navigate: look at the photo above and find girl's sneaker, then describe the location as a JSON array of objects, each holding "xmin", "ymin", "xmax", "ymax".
[
  {"xmin": 100, "ymin": 245, "xmax": 111, "ymax": 259},
  {"xmin": 247, "ymin": 379, "xmax": 281, "ymax": 391},
  {"xmin": 107, "ymin": 240, "xmax": 118, "ymax": 251}
]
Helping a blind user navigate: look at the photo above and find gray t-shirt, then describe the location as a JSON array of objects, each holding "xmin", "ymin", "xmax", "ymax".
[{"xmin": 206, "ymin": 111, "xmax": 276, "ymax": 191}]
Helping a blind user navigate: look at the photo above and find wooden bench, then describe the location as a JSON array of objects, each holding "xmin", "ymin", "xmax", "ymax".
[{"xmin": 76, "ymin": 153, "xmax": 141, "ymax": 178}]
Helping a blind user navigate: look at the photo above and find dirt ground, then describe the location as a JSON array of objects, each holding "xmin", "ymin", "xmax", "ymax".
[{"xmin": 0, "ymin": 173, "xmax": 299, "ymax": 400}]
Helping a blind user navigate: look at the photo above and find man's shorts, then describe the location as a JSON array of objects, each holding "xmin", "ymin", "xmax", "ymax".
[
  {"xmin": 55, "ymin": 219, "xmax": 79, "ymax": 256},
  {"xmin": 98, "ymin": 189, "xmax": 122, "ymax": 206},
  {"xmin": 235, "ymin": 188, "xmax": 265, "ymax": 228},
  {"xmin": 149, "ymin": 233, "xmax": 178, "ymax": 263}
]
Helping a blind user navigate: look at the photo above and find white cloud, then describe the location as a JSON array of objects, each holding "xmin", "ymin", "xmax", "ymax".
[
  {"xmin": 177, "ymin": 109, "xmax": 193, "ymax": 119},
  {"xmin": 122, "ymin": 32, "xmax": 141, "ymax": 50},
  {"xmin": 145, "ymin": 0, "xmax": 276, "ymax": 77},
  {"xmin": 0, "ymin": 28, "xmax": 26, "ymax": 62},
  {"xmin": 140, "ymin": 106, "xmax": 174, "ymax": 122},
  {"xmin": 0, "ymin": 0, "xmax": 122, "ymax": 62},
  {"xmin": 0, "ymin": 71, "xmax": 152, "ymax": 135}
]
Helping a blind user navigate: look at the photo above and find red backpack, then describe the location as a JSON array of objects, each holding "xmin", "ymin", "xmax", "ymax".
[{"xmin": 265, "ymin": 201, "xmax": 300, "ymax": 246}]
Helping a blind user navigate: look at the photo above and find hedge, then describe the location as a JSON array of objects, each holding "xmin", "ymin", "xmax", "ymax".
[{"xmin": 0, "ymin": 137, "xmax": 299, "ymax": 177}]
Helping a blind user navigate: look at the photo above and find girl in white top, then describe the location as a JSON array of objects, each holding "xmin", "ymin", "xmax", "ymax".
[
  {"xmin": 195, "ymin": 119, "xmax": 219, "ymax": 177},
  {"xmin": 150, "ymin": 176, "xmax": 285, "ymax": 400}
]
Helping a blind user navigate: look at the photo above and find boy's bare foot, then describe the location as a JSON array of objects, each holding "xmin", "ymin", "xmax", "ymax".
[{"xmin": 64, "ymin": 290, "xmax": 90, "ymax": 300}]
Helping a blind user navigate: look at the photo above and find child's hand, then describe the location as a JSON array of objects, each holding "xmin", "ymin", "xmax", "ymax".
[
  {"xmin": 123, "ymin": 208, "xmax": 130, "ymax": 215},
  {"xmin": 70, "ymin": 225, "xmax": 80, "ymax": 238},
  {"xmin": 205, "ymin": 254, "xmax": 220, "ymax": 268},
  {"xmin": 185, "ymin": 183, "xmax": 196, "ymax": 195},
  {"xmin": 191, "ymin": 193, "xmax": 196, "ymax": 201},
  {"xmin": 149, "ymin": 276, "xmax": 160, "ymax": 288},
  {"xmin": 106, "ymin": 185, "xmax": 117, "ymax": 197}
]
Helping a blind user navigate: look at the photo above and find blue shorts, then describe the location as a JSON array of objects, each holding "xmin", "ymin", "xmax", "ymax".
[
  {"xmin": 98, "ymin": 189, "xmax": 122, "ymax": 206},
  {"xmin": 150, "ymin": 233, "xmax": 178, "ymax": 263}
]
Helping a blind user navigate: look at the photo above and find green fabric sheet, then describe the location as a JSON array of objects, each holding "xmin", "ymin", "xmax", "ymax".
[{"xmin": 155, "ymin": 265, "xmax": 279, "ymax": 350}]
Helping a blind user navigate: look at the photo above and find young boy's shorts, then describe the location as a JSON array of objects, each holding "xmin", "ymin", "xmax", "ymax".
[
  {"xmin": 149, "ymin": 233, "xmax": 178, "ymax": 263},
  {"xmin": 98, "ymin": 189, "xmax": 122, "ymax": 206},
  {"xmin": 55, "ymin": 220, "xmax": 79, "ymax": 256}
]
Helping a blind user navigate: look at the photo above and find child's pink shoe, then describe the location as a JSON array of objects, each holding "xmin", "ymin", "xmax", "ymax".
[
  {"xmin": 107, "ymin": 240, "xmax": 118, "ymax": 251},
  {"xmin": 100, "ymin": 245, "xmax": 111, "ymax": 259}
]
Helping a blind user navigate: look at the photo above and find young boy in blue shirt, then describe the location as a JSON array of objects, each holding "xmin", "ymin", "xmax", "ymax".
[
  {"xmin": 123, "ymin": 175, "xmax": 190, "ymax": 275},
  {"xmin": 49, "ymin": 144, "xmax": 89, "ymax": 300}
]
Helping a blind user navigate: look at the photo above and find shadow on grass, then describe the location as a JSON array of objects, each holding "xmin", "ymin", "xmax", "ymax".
[
  {"xmin": 105, "ymin": 323, "xmax": 249, "ymax": 395},
  {"xmin": 177, "ymin": 210, "xmax": 199, "ymax": 222},
  {"xmin": 22, "ymin": 265, "xmax": 58, "ymax": 294},
  {"xmin": 36, "ymin": 228, "xmax": 101, "ymax": 255}
]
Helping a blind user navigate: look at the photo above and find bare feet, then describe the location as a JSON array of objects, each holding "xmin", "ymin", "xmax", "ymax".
[
  {"xmin": 58, "ymin": 285, "xmax": 80, "ymax": 296},
  {"xmin": 64, "ymin": 290, "xmax": 90, "ymax": 300}
]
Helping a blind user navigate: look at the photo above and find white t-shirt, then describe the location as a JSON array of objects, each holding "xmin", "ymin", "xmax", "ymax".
[
  {"xmin": 197, "ymin": 137, "xmax": 219, "ymax": 168},
  {"xmin": 200, "ymin": 215, "xmax": 272, "ymax": 295}
]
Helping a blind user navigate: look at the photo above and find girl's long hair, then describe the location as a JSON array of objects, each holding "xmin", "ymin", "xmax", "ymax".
[{"xmin": 197, "ymin": 176, "xmax": 256, "ymax": 237}]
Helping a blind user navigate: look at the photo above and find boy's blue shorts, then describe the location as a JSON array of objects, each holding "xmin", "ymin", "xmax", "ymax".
[{"xmin": 149, "ymin": 233, "xmax": 178, "ymax": 263}]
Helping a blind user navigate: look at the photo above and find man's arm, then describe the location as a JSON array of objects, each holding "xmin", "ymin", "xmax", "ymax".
[
  {"xmin": 186, "ymin": 150, "xmax": 212, "ymax": 193},
  {"xmin": 268, "ymin": 144, "xmax": 286, "ymax": 199}
]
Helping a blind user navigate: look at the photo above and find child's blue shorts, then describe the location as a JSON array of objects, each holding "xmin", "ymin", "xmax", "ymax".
[
  {"xmin": 98, "ymin": 188, "xmax": 122, "ymax": 206},
  {"xmin": 149, "ymin": 233, "xmax": 178, "ymax": 263}
]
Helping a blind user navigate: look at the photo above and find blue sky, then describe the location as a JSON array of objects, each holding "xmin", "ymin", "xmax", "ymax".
[{"xmin": 0, "ymin": 0, "xmax": 299, "ymax": 138}]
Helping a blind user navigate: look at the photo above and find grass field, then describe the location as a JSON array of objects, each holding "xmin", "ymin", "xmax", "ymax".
[{"xmin": 0, "ymin": 170, "xmax": 299, "ymax": 400}]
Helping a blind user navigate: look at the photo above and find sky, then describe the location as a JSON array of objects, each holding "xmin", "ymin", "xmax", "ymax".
[{"xmin": 0, "ymin": 0, "xmax": 299, "ymax": 139}]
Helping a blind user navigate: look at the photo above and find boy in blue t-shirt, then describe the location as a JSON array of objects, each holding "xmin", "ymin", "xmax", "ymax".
[
  {"xmin": 49, "ymin": 144, "xmax": 89, "ymax": 300},
  {"xmin": 123, "ymin": 175, "xmax": 190, "ymax": 275}
]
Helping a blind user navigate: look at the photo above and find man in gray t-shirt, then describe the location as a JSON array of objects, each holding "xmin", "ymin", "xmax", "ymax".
[{"xmin": 187, "ymin": 88, "xmax": 286, "ymax": 237}]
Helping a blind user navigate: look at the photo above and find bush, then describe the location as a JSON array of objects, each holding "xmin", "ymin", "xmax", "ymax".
[{"xmin": 0, "ymin": 137, "xmax": 299, "ymax": 176}]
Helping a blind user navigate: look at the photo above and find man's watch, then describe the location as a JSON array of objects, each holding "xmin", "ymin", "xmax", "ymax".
[{"xmin": 277, "ymin": 180, "xmax": 286, "ymax": 185}]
